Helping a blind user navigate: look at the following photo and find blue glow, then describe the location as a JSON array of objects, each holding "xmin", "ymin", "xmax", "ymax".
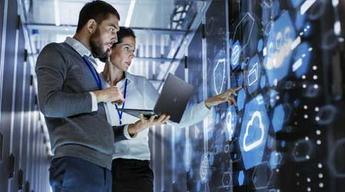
[
  {"xmin": 226, "ymin": 106, "xmax": 237, "ymax": 141},
  {"xmin": 302, "ymin": 22, "xmax": 313, "ymax": 37},
  {"xmin": 295, "ymin": 11, "xmax": 307, "ymax": 31},
  {"xmin": 292, "ymin": 42, "xmax": 312, "ymax": 78},
  {"xmin": 237, "ymin": 89, "xmax": 246, "ymax": 111},
  {"xmin": 260, "ymin": 76, "xmax": 267, "ymax": 89},
  {"xmin": 269, "ymin": 151, "xmax": 282, "ymax": 169},
  {"xmin": 257, "ymin": 39, "xmax": 264, "ymax": 52},
  {"xmin": 238, "ymin": 171, "xmax": 244, "ymax": 185},
  {"xmin": 239, "ymin": 95, "xmax": 270, "ymax": 169},
  {"xmin": 290, "ymin": 0, "xmax": 304, "ymax": 8},
  {"xmin": 246, "ymin": 55, "xmax": 261, "ymax": 94},
  {"xmin": 269, "ymin": 89, "xmax": 279, "ymax": 107},
  {"xmin": 264, "ymin": 11, "xmax": 297, "ymax": 86},
  {"xmin": 231, "ymin": 41, "xmax": 241, "ymax": 69},
  {"xmin": 272, "ymin": 104, "xmax": 285, "ymax": 132},
  {"xmin": 261, "ymin": 0, "xmax": 281, "ymax": 25}
]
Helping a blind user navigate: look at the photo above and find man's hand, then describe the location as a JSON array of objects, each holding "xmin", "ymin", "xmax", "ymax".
[
  {"xmin": 128, "ymin": 114, "xmax": 170, "ymax": 136},
  {"xmin": 93, "ymin": 86, "xmax": 125, "ymax": 103},
  {"xmin": 204, "ymin": 87, "xmax": 241, "ymax": 108}
]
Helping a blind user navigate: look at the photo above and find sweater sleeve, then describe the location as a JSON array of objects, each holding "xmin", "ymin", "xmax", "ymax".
[{"xmin": 35, "ymin": 43, "xmax": 93, "ymax": 118}]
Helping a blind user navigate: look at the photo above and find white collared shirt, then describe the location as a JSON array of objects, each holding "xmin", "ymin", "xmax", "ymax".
[
  {"xmin": 65, "ymin": 37, "xmax": 99, "ymax": 112},
  {"xmin": 104, "ymin": 72, "xmax": 210, "ymax": 160}
]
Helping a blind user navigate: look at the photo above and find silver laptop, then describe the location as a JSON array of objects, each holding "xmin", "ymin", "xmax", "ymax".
[{"xmin": 120, "ymin": 73, "xmax": 194, "ymax": 123}]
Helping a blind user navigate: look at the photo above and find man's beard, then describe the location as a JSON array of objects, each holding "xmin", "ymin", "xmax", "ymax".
[
  {"xmin": 90, "ymin": 28, "xmax": 109, "ymax": 61},
  {"xmin": 98, "ymin": 52, "xmax": 109, "ymax": 63}
]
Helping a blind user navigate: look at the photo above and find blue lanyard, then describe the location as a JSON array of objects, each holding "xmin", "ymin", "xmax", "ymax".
[
  {"xmin": 115, "ymin": 79, "xmax": 128, "ymax": 125},
  {"xmin": 82, "ymin": 56, "xmax": 102, "ymax": 89}
]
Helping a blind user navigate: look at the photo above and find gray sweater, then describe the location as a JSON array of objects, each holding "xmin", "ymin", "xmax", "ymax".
[{"xmin": 36, "ymin": 42, "xmax": 126, "ymax": 169}]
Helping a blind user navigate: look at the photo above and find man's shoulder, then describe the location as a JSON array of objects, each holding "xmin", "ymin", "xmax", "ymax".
[
  {"xmin": 41, "ymin": 42, "xmax": 64, "ymax": 51},
  {"xmin": 39, "ymin": 42, "xmax": 73, "ymax": 56},
  {"xmin": 36, "ymin": 42, "xmax": 77, "ymax": 69}
]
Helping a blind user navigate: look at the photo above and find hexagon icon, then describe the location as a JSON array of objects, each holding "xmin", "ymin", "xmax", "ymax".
[
  {"xmin": 232, "ymin": 13, "xmax": 255, "ymax": 49},
  {"xmin": 239, "ymin": 94, "xmax": 270, "ymax": 169},
  {"xmin": 292, "ymin": 139, "xmax": 314, "ymax": 162},
  {"xmin": 238, "ymin": 171, "xmax": 245, "ymax": 185},
  {"xmin": 213, "ymin": 58, "xmax": 226, "ymax": 95},
  {"xmin": 264, "ymin": 11, "xmax": 297, "ymax": 86},
  {"xmin": 272, "ymin": 104, "xmax": 285, "ymax": 132},
  {"xmin": 225, "ymin": 106, "xmax": 237, "ymax": 141},
  {"xmin": 221, "ymin": 171, "xmax": 232, "ymax": 188},
  {"xmin": 252, "ymin": 162, "xmax": 273, "ymax": 190},
  {"xmin": 246, "ymin": 55, "xmax": 261, "ymax": 95},
  {"xmin": 231, "ymin": 41, "xmax": 241, "ymax": 69},
  {"xmin": 242, "ymin": 111, "xmax": 265, "ymax": 152},
  {"xmin": 237, "ymin": 89, "xmax": 247, "ymax": 111},
  {"xmin": 269, "ymin": 151, "xmax": 283, "ymax": 169}
]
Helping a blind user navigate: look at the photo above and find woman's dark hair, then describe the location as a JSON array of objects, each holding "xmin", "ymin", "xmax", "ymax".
[{"xmin": 115, "ymin": 27, "xmax": 136, "ymax": 45}]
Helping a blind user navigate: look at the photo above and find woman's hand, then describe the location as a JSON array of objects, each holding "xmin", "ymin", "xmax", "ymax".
[
  {"xmin": 127, "ymin": 114, "xmax": 170, "ymax": 137},
  {"xmin": 204, "ymin": 87, "xmax": 241, "ymax": 108}
]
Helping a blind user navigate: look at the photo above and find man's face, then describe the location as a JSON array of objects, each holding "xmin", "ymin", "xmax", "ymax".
[
  {"xmin": 90, "ymin": 14, "xmax": 119, "ymax": 59},
  {"xmin": 110, "ymin": 36, "xmax": 136, "ymax": 72}
]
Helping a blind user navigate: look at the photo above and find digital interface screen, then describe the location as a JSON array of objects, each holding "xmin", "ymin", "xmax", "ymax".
[{"xmin": 150, "ymin": 1, "xmax": 345, "ymax": 191}]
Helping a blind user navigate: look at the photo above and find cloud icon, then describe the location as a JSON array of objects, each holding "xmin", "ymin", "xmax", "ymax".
[{"xmin": 243, "ymin": 111, "xmax": 265, "ymax": 152}]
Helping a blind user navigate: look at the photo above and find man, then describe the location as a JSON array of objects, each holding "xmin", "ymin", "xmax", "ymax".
[
  {"xmin": 35, "ymin": 1, "xmax": 149, "ymax": 192},
  {"xmin": 102, "ymin": 27, "xmax": 238, "ymax": 192}
]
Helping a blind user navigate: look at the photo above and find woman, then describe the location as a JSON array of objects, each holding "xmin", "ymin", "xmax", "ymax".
[{"xmin": 103, "ymin": 27, "xmax": 238, "ymax": 192}]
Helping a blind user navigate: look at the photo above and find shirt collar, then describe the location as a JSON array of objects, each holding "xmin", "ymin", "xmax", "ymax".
[
  {"xmin": 114, "ymin": 72, "xmax": 133, "ymax": 87},
  {"xmin": 65, "ymin": 37, "xmax": 92, "ymax": 57},
  {"xmin": 103, "ymin": 71, "xmax": 133, "ymax": 87},
  {"xmin": 65, "ymin": 37, "xmax": 99, "ymax": 67},
  {"xmin": 124, "ymin": 72, "xmax": 134, "ymax": 83}
]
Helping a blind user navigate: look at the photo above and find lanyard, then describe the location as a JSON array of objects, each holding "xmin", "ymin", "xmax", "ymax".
[
  {"xmin": 82, "ymin": 56, "xmax": 102, "ymax": 89},
  {"xmin": 115, "ymin": 79, "xmax": 128, "ymax": 125}
]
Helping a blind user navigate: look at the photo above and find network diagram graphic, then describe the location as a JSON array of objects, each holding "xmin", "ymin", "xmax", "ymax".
[
  {"xmin": 217, "ymin": 1, "xmax": 344, "ymax": 191},
  {"xmin": 166, "ymin": 0, "xmax": 344, "ymax": 191}
]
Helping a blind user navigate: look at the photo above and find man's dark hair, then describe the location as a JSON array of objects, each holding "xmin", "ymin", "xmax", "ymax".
[
  {"xmin": 115, "ymin": 27, "xmax": 136, "ymax": 45},
  {"xmin": 76, "ymin": 0, "xmax": 120, "ymax": 32}
]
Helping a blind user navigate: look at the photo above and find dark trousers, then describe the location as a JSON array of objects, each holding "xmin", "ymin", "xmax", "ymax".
[
  {"xmin": 49, "ymin": 157, "xmax": 112, "ymax": 192},
  {"xmin": 112, "ymin": 158, "xmax": 153, "ymax": 192}
]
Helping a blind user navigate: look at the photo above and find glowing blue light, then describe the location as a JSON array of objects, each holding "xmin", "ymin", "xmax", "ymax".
[
  {"xmin": 231, "ymin": 41, "xmax": 241, "ymax": 69},
  {"xmin": 272, "ymin": 104, "xmax": 285, "ymax": 132},
  {"xmin": 292, "ymin": 42, "xmax": 312, "ymax": 78},
  {"xmin": 246, "ymin": 55, "xmax": 261, "ymax": 94},
  {"xmin": 257, "ymin": 39, "xmax": 264, "ymax": 52},
  {"xmin": 290, "ymin": 0, "xmax": 304, "ymax": 8},
  {"xmin": 239, "ymin": 94, "xmax": 270, "ymax": 169},
  {"xmin": 269, "ymin": 152, "xmax": 282, "ymax": 169},
  {"xmin": 238, "ymin": 171, "xmax": 245, "ymax": 185},
  {"xmin": 264, "ymin": 11, "xmax": 297, "ymax": 86},
  {"xmin": 237, "ymin": 89, "xmax": 246, "ymax": 111}
]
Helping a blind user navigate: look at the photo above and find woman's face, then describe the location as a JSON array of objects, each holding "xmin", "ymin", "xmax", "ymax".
[{"xmin": 109, "ymin": 36, "xmax": 136, "ymax": 72}]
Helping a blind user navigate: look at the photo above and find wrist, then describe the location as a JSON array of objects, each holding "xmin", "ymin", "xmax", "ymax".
[
  {"xmin": 205, "ymin": 100, "xmax": 212, "ymax": 109},
  {"xmin": 93, "ymin": 91, "xmax": 102, "ymax": 103}
]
